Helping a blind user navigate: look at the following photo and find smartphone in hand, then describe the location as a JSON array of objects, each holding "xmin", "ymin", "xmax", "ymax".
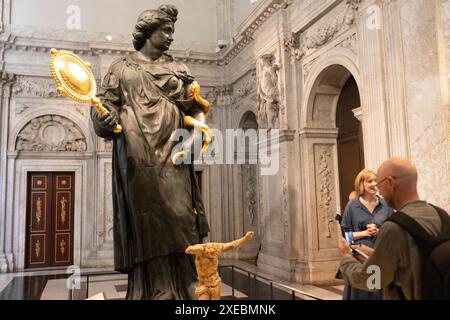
[{"xmin": 344, "ymin": 230, "xmax": 355, "ymax": 245}]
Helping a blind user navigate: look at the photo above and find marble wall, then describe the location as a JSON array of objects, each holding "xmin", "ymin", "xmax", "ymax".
[{"xmin": 1, "ymin": 0, "xmax": 450, "ymax": 287}]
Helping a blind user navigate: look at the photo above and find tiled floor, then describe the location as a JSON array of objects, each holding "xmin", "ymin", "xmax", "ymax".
[{"xmin": 0, "ymin": 261, "xmax": 343, "ymax": 300}]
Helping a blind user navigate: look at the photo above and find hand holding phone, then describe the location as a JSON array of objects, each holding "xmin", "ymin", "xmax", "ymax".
[{"xmin": 344, "ymin": 230, "xmax": 355, "ymax": 245}]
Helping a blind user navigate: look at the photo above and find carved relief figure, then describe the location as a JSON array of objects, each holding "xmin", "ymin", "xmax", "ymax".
[
  {"xmin": 317, "ymin": 150, "xmax": 335, "ymax": 238},
  {"xmin": 257, "ymin": 54, "xmax": 280, "ymax": 128},
  {"xmin": 36, "ymin": 197, "xmax": 42, "ymax": 225},
  {"xmin": 60, "ymin": 239, "xmax": 66, "ymax": 256},
  {"xmin": 16, "ymin": 115, "xmax": 87, "ymax": 152},
  {"xmin": 60, "ymin": 197, "xmax": 67, "ymax": 224},
  {"xmin": 245, "ymin": 165, "xmax": 257, "ymax": 226},
  {"xmin": 35, "ymin": 240, "xmax": 41, "ymax": 258}
]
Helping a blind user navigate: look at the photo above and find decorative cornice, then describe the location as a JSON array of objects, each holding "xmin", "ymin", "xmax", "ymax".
[
  {"xmin": 219, "ymin": 36, "xmax": 253, "ymax": 66},
  {"xmin": 299, "ymin": 127, "xmax": 339, "ymax": 139},
  {"xmin": 218, "ymin": 0, "xmax": 293, "ymax": 65},
  {"xmin": 3, "ymin": 38, "xmax": 222, "ymax": 66},
  {"xmin": 2, "ymin": 0, "xmax": 293, "ymax": 67}
]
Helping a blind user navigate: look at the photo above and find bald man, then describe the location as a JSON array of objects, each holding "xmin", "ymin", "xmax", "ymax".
[{"xmin": 338, "ymin": 157, "xmax": 450, "ymax": 299}]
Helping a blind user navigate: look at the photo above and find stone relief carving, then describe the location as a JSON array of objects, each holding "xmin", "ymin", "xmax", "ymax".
[
  {"xmin": 16, "ymin": 115, "xmax": 87, "ymax": 152},
  {"xmin": 97, "ymin": 164, "xmax": 114, "ymax": 243},
  {"xmin": 12, "ymin": 77, "xmax": 59, "ymax": 98},
  {"xmin": 104, "ymin": 165, "xmax": 114, "ymax": 242},
  {"xmin": 259, "ymin": 170, "xmax": 266, "ymax": 236},
  {"xmin": 285, "ymin": 0, "xmax": 361, "ymax": 61},
  {"xmin": 336, "ymin": 33, "xmax": 358, "ymax": 53},
  {"xmin": 316, "ymin": 147, "xmax": 335, "ymax": 239},
  {"xmin": 205, "ymin": 89, "xmax": 218, "ymax": 106},
  {"xmin": 285, "ymin": 32, "xmax": 305, "ymax": 61},
  {"xmin": 257, "ymin": 54, "xmax": 281, "ymax": 128},
  {"xmin": 304, "ymin": 0, "xmax": 361, "ymax": 50},
  {"xmin": 244, "ymin": 165, "xmax": 257, "ymax": 226},
  {"xmin": 216, "ymin": 85, "xmax": 235, "ymax": 106},
  {"xmin": 15, "ymin": 102, "xmax": 31, "ymax": 115},
  {"xmin": 235, "ymin": 69, "xmax": 257, "ymax": 98},
  {"xmin": 282, "ymin": 173, "xmax": 289, "ymax": 242}
]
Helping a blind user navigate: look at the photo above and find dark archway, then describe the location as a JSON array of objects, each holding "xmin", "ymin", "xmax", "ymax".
[{"xmin": 336, "ymin": 76, "xmax": 364, "ymax": 212}]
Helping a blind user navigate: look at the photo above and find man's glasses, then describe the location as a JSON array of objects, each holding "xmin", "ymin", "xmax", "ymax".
[
  {"xmin": 376, "ymin": 175, "xmax": 400, "ymax": 186},
  {"xmin": 376, "ymin": 176, "xmax": 388, "ymax": 186}
]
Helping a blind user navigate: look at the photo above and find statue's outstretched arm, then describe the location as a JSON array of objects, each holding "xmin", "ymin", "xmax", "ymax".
[{"xmin": 221, "ymin": 231, "xmax": 254, "ymax": 252}]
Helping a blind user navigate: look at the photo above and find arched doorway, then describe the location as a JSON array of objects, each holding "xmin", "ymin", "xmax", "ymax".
[
  {"xmin": 299, "ymin": 58, "xmax": 363, "ymax": 283},
  {"xmin": 336, "ymin": 76, "xmax": 363, "ymax": 212}
]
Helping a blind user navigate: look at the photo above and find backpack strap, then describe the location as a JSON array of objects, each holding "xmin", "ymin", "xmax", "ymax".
[
  {"xmin": 388, "ymin": 204, "xmax": 450, "ymax": 255},
  {"xmin": 387, "ymin": 211, "xmax": 435, "ymax": 256},
  {"xmin": 429, "ymin": 204, "xmax": 450, "ymax": 237}
]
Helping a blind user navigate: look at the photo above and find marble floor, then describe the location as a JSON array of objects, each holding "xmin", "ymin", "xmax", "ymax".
[{"xmin": 0, "ymin": 260, "xmax": 343, "ymax": 300}]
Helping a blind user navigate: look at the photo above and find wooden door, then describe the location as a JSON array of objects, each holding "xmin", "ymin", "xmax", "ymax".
[{"xmin": 25, "ymin": 172, "xmax": 75, "ymax": 269}]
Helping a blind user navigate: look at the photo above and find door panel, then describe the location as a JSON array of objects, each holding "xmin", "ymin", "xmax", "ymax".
[
  {"xmin": 25, "ymin": 172, "xmax": 74, "ymax": 269},
  {"xmin": 53, "ymin": 174, "xmax": 74, "ymax": 266}
]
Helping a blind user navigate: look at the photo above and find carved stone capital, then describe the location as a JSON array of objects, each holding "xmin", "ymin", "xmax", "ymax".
[
  {"xmin": 0, "ymin": 71, "xmax": 16, "ymax": 87},
  {"xmin": 285, "ymin": 32, "xmax": 305, "ymax": 61},
  {"xmin": 352, "ymin": 106, "xmax": 363, "ymax": 122}
]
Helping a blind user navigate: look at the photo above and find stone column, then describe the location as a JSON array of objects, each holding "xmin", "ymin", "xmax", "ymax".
[
  {"xmin": 0, "ymin": 72, "xmax": 15, "ymax": 273},
  {"xmin": 296, "ymin": 128, "xmax": 341, "ymax": 284},
  {"xmin": 257, "ymin": 130, "xmax": 297, "ymax": 281},
  {"xmin": 357, "ymin": 0, "xmax": 390, "ymax": 169},
  {"xmin": 381, "ymin": 0, "xmax": 410, "ymax": 158},
  {"xmin": 217, "ymin": 0, "xmax": 233, "ymax": 46},
  {"xmin": 214, "ymin": 86, "xmax": 234, "ymax": 243},
  {"xmin": 437, "ymin": 0, "xmax": 450, "ymax": 211}
]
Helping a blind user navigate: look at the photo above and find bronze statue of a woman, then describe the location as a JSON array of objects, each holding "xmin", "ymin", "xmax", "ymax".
[{"xmin": 91, "ymin": 5, "xmax": 210, "ymax": 300}]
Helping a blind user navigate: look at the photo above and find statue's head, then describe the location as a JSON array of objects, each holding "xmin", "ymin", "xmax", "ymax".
[
  {"xmin": 132, "ymin": 5, "xmax": 178, "ymax": 51},
  {"xmin": 261, "ymin": 54, "xmax": 274, "ymax": 66}
]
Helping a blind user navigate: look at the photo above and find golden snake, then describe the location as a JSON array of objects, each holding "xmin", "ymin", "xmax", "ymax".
[{"xmin": 172, "ymin": 81, "xmax": 212, "ymax": 164}]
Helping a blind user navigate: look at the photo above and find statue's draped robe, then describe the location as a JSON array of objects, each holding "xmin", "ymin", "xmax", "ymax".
[{"xmin": 91, "ymin": 52, "xmax": 209, "ymax": 299}]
